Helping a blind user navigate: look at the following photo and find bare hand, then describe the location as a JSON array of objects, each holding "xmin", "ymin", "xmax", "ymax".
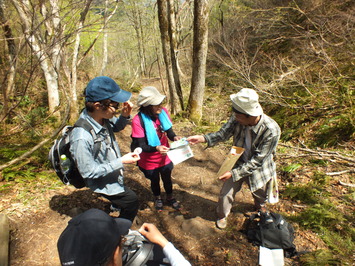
[
  {"xmin": 138, "ymin": 223, "xmax": 168, "ymax": 248},
  {"xmin": 121, "ymin": 152, "xmax": 140, "ymax": 164},
  {"xmin": 174, "ymin": 136, "xmax": 182, "ymax": 141},
  {"xmin": 187, "ymin": 135, "xmax": 205, "ymax": 145},
  {"xmin": 121, "ymin": 101, "xmax": 133, "ymax": 117},
  {"xmin": 218, "ymin": 171, "xmax": 232, "ymax": 182},
  {"xmin": 156, "ymin": 145, "xmax": 169, "ymax": 155}
]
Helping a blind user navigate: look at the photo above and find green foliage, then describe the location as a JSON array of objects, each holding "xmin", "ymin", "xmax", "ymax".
[
  {"xmin": 0, "ymin": 170, "xmax": 62, "ymax": 204},
  {"xmin": 309, "ymin": 159, "xmax": 328, "ymax": 166},
  {"xmin": 292, "ymin": 202, "xmax": 355, "ymax": 262},
  {"xmin": 299, "ymin": 249, "xmax": 341, "ymax": 266},
  {"xmin": 314, "ymin": 115, "xmax": 355, "ymax": 148},
  {"xmin": 283, "ymin": 183, "xmax": 323, "ymax": 204},
  {"xmin": 283, "ymin": 171, "xmax": 331, "ymax": 203},
  {"xmin": 281, "ymin": 163, "xmax": 302, "ymax": 173},
  {"xmin": 296, "ymin": 202, "xmax": 343, "ymax": 229},
  {"xmin": 0, "ymin": 146, "xmax": 28, "ymax": 162},
  {"xmin": 2, "ymin": 166, "xmax": 39, "ymax": 182},
  {"xmin": 312, "ymin": 172, "xmax": 330, "ymax": 186},
  {"xmin": 284, "ymin": 170, "xmax": 354, "ymax": 263}
]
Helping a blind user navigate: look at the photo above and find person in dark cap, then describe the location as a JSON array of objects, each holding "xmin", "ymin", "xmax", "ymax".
[
  {"xmin": 70, "ymin": 76, "xmax": 140, "ymax": 221},
  {"xmin": 57, "ymin": 209, "xmax": 191, "ymax": 266},
  {"xmin": 187, "ymin": 88, "xmax": 281, "ymax": 229}
]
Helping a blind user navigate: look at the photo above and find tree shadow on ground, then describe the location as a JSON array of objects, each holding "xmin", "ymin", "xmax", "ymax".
[{"xmin": 49, "ymin": 189, "xmax": 109, "ymax": 217}]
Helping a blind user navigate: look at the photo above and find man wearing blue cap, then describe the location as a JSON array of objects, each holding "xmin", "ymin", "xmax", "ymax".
[{"xmin": 70, "ymin": 76, "xmax": 140, "ymax": 221}]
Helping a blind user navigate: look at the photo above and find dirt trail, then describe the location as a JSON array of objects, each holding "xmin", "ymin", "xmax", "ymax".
[
  {"xmin": 2, "ymin": 121, "xmax": 328, "ymax": 265},
  {"xmin": 2, "ymin": 81, "xmax": 329, "ymax": 265}
]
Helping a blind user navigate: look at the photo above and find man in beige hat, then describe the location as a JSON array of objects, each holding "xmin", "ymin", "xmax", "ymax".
[{"xmin": 187, "ymin": 88, "xmax": 281, "ymax": 229}]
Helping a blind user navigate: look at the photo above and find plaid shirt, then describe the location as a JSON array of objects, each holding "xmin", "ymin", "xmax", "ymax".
[{"xmin": 204, "ymin": 114, "xmax": 281, "ymax": 192}]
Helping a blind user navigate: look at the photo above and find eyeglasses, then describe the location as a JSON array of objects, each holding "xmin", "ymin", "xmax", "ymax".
[{"xmin": 108, "ymin": 103, "xmax": 120, "ymax": 110}]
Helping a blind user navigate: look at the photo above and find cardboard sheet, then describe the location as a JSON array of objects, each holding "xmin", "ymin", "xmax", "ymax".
[{"xmin": 216, "ymin": 146, "xmax": 244, "ymax": 177}]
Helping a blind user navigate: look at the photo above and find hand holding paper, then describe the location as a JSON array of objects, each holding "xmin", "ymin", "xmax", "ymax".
[
  {"xmin": 218, "ymin": 171, "xmax": 232, "ymax": 181},
  {"xmin": 167, "ymin": 138, "xmax": 194, "ymax": 165},
  {"xmin": 216, "ymin": 146, "xmax": 245, "ymax": 178}
]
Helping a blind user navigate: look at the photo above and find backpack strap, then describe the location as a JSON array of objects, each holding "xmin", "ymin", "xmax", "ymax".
[{"xmin": 74, "ymin": 118, "xmax": 101, "ymax": 158}]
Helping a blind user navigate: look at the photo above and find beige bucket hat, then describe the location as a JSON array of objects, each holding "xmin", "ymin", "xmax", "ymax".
[
  {"xmin": 230, "ymin": 88, "xmax": 263, "ymax": 116},
  {"xmin": 137, "ymin": 86, "xmax": 166, "ymax": 107}
]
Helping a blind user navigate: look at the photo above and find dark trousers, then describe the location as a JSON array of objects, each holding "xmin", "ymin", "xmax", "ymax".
[
  {"xmin": 102, "ymin": 186, "xmax": 138, "ymax": 222},
  {"xmin": 139, "ymin": 162, "xmax": 174, "ymax": 197}
]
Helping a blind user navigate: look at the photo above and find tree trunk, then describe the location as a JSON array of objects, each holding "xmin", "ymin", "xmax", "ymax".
[
  {"xmin": 68, "ymin": 0, "xmax": 93, "ymax": 123},
  {"xmin": 11, "ymin": 0, "xmax": 61, "ymax": 116},
  {"xmin": 188, "ymin": 0, "xmax": 210, "ymax": 123},
  {"xmin": 124, "ymin": 0, "xmax": 147, "ymax": 77},
  {"xmin": 167, "ymin": 0, "xmax": 184, "ymax": 110},
  {"xmin": 0, "ymin": 0, "xmax": 17, "ymax": 122},
  {"xmin": 100, "ymin": 0, "xmax": 109, "ymax": 76},
  {"xmin": 157, "ymin": 0, "xmax": 180, "ymax": 114}
]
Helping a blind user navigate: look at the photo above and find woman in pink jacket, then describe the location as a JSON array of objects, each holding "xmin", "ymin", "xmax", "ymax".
[{"xmin": 131, "ymin": 86, "xmax": 181, "ymax": 211}]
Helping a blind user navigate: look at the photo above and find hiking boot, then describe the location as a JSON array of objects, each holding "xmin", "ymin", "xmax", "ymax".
[
  {"xmin": 155, "ymin": 198, "xmax": 164, "ymax": 211},
  {"xmin": 167, "ymin": 198, "xmax": 181, "ymax": 210},
  {"xmin": 216, "ymin": 218, "xmax": 227, "ymax": 229}
]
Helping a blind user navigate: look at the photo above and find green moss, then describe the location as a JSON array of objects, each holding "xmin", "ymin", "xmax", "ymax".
[{"xmin": 299, "ymin": 249, "xmax": 341, "ymax": 265}]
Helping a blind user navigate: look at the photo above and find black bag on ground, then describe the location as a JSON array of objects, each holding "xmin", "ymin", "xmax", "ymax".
[
  {"xmin": 245, "ymin": 210, "xmax": 297, "ymax": 258},
  {"xmin": 48, "ymin": 118, "xmax": 101, "ymax": 188},
  {"xmin": 122, "ymin": 230, "xmax": 171, "ymax": 266}
]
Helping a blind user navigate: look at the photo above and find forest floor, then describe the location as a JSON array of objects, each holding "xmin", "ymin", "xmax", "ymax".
[
  {"xmin": 4, "ymin": 122, "xmax": 347, "ymax": 266},
  {"xmin": 1, "ymin": 85, "xmax": 354, "ymax": 265}
]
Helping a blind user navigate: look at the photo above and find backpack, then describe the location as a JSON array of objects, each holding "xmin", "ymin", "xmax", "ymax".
[
  {"xmin": 122, "ymin": 230, "xmax": 171, "ymax": 266},
  {"xmin": 245, "ymin": 211, "xmax": 297, "ymax": 258},
  {"xmin": 48, "ymin": 118, "xmax": 101, "ymax": 188}
]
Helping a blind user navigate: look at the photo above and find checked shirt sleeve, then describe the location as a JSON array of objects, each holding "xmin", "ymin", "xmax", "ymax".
[{"xmin": 204, "ymin": 115, "xmax": 236, "ymax": 147}]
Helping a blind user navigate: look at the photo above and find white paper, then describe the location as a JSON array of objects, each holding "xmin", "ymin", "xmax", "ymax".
[
  {"xmin": 167, "ymin": 144, "xmax": 193, "ymax": 165},
  {"xmin": 267, "ymin": 176, "xmax": 279, "ymax": 204},
  {"xmin": 259, "ymin": 246, "xmax": 284, "ymax": 266}
]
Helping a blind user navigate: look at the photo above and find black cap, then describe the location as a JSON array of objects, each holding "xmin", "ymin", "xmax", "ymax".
[{"xmin": 57, "ymin": 209, "xmax": 132, "ymax": 266}]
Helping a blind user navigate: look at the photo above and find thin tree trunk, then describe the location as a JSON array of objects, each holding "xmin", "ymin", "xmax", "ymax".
[
  {"xmin": 0, "ymin": 0, "xmax": 17, "ymax": 122},
  {"xmin": 167, "ymin": 0, "xmax": 184, "ymax": 110},
  {"xmin": 137, "ymin": 6, "xmax": 147, "ymax": 76},
  {"xmin": 69, "ymin": 0, "xmax": 93, "ymax": 122},
  {"xmin": 188, "ymin": 0, "xmax": 210, "ymax": 123},
  {"xmin": 157, "ymin": 0, "xmax": 180, "ymax": 114},
  {"xmin": 100, "ymin": 0, "xmax": 109, "ymax": 75},
  {"xmin": 11, "ymin": 0, "xmax": 61, "ymax": 116}
]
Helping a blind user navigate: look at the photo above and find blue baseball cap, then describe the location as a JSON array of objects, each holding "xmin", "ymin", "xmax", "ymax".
[{"xmin": 85, "ymin": 76, "xmax": 132, "ymax": 103}]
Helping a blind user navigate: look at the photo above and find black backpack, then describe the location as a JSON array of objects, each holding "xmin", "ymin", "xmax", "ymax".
[
  {"xmin": 245, "ymin": 211, "xmax": 297, "ymax": 258},
  {"xmin": 48, "ymin": 118, "xmax": 101, "ymax": 188}
]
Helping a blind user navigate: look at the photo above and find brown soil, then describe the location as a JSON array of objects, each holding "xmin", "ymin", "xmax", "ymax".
[
  {"xmin": 2, "ymin": 122, "xmax": 338, "ymax": 266},
  {"xmin": 2, "ymin": 86, "xmax": 353, "ymax": 265}
]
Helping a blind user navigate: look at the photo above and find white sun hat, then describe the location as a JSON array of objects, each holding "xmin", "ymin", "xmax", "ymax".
[
  {"xmin": 137, "ymin": 86, "xmax": 166, "ymax": 107},
  {"xmin": 230, "ymin": 88, "xmax": 263, "ymax": 116}
]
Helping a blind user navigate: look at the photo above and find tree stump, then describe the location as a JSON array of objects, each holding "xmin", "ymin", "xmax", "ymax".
[{"xmin": 0, "ymin": 214, "xmax": 9, "ymax": 266}]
